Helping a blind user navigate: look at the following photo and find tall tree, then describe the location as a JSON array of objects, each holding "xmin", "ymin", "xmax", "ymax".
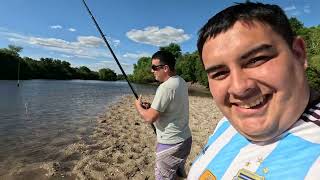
[
  {"xmin": 159, "ymin": 43, "xmax": 182, "ymax": 59},
  {"xmin": 99, "ymin": 68, "xmax": 117, "ymax": 81},
  {"xmin": 289, "ymin": 17, "xmax": 304, "ymax": 35},
  {"xmin": 131, "ymin": 57, "xmax": 154, "ymax": 83}
]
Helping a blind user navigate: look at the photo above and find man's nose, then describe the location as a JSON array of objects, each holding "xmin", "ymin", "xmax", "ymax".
[{"xmin": 227, "ymin": 69, "xmax": 255, "ymax": 98}]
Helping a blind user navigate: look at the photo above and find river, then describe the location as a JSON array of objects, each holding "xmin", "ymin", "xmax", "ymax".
[{"xmin": 0, "ymin": 80, "xmax": 157, "ymax": 178}]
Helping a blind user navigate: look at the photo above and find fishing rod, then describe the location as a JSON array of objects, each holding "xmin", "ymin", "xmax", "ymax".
[
  {"xmin": 82, "ymin": 0, "xmax": 156, "ymax": 134},
  {"xmin": 82, "ymin": 0, "xmax": 138, "ymax": 99}
]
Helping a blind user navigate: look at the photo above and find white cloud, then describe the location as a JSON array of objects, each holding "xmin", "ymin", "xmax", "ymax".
[
  {"xmin": 112, "ymin": 39, "xmax": 120, "ymax": 47},
  {"xmin": 290, "ymin": 11, "xmax": 301, "ymax": 16},
  {"xmin": 123, "ymin": 52, "xmax": 151, "ymax": 59},
  {"xmin": 284, "ymin": 5, "xmax": 301, "ymax": 16},
  {"xmin": 61, "ymin": 54, "xmax": 72, "ymax": 58},
  {"xmin": 50, "ymin": 25, "xmax": 63, "ymax": 29},
  {"xmin": 284, "ymin": 4, "xmax": 311, "ymax": 16},
  {"xmin": 77, "ymin": 36, "xmax": 103, "ymax": 47},
  {"xmin": 68, "ymin": 28, "xmax": 76, "ymax": 32},
  {"xmin": 284, "ymin": 5, "xmax": 296, "ymax": 11},
  {"xmin": 89, "ymin": 61, "xmax": 134, "ymax": 74},
  {"xmin": 100, "ymin": 37, "xmax": 120, "ymax": 47},
  {"xmin": 126, "ymin": 26, "xmax": 190, "ymax": 46},
  {"xmin": 1, "ymin": 31, "xmax": 123, "ymax": 59},
  {"xmin": 0, "ymin": 29, "xmax": 133, "ymax": 73},
  {"xmin": 303, "ymin": 5, "xmax": 311, "ymax": 14}
]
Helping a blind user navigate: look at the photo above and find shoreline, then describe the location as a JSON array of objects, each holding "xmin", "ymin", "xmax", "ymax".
[
  {"xmin": 70, "ymin": 94, "xmax": 222, "ymax": 179},
  {"xmin": 5, "ymin": 91, "xmax": 222, "ymax": 179}
]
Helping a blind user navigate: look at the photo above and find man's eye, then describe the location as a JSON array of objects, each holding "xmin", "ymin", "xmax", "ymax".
[
  {"xmin": 246, "ymin": 56, "xmax": 272, "ymax": 67},
  {"xmin": 209, "ymin": 71, "xmax": 229, "ymax": 80}
]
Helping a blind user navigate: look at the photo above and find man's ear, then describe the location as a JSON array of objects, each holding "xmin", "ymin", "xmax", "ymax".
[
  {"xmin": 164, "ymin": 65, "xmax": 170, "ymax": 72},
  {"xmin": 292, "ymin": 36, "xmax": 308, "ymax": 70}
]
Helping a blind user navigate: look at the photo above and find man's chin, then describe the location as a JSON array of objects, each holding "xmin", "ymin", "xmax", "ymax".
[{"xmin": 241, "ymin": 129, "xmax": 279, "ymax": 143}]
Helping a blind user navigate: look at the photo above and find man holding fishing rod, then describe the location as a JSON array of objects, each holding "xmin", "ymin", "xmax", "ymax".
[
  {"xmin": 82, "ymin": 1, "xmax": 191, "ymax": 179},
  {"xmin": 82, "ymin": 0, "xmax": 192, "ymax": 180},
  {"xmin": 188, "ymin": 2, "xmax": 320, "ymax": 179},
  {"xmin": 135, "ymin": 50, "xmax": 192, "ymax": 180}
]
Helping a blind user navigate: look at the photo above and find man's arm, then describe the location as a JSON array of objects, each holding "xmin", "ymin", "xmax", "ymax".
[{"xmin": 135, "ymin": 96, "xmax": 160, "ymax": 123}]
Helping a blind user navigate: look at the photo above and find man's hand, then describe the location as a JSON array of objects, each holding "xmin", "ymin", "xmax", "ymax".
[
  {"xmin": 134, "ymin": 95, "xmax": 159, "ymax": 123},
  {"xmin": 135, "ymin": 95, "xmax": 150, "ymax": 109}
]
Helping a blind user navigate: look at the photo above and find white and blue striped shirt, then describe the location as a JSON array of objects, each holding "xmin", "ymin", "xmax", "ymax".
[{"xmin": 188, "ymin": 102, "xmax": 320, "ymax": 180}]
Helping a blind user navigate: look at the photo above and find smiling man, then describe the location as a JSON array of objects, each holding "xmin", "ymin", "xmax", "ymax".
[{"xmin": 188, "ymin": 2, "xmax": 320, "ymax": 180}]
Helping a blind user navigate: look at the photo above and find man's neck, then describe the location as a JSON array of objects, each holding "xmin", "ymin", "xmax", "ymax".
[
  {"xmin": 162, "ymin": 71, "xmax": 176, "ymax": 82},
  {"xmin": 168, "ymin": 71, "xmax": 176, "ymax": 77}
]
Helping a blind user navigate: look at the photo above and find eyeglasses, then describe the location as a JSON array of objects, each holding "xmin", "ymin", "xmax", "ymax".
[{"xmin": 151, "ymin": 64, "xmax": 166, "ymax": 71}]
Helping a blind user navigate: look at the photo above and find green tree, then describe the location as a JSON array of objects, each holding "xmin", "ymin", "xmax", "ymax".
[
  {"xmin": 116, "ymin": 74, "xmax": 126, "ymax": 80},
  {"xmin": 194, "ymin": 52, "xmax": 208, "ymax": 87},
  {"xmin": 0, "ymin": 45, "xmax": 102, "ymax": 80},
  {"xmin": 176, "ymin": 53, "xmax": 197, "ymax": 82},
  {"xmin": 77, "ymin": 66, "xmax": 99, "ymax": 80},
  {"xmin": 176, "ymin": 51, "xmax": 208, "ymax": 86},
  {"xmin": 131, "ymin": 57, "xmax": 154, "ymax": 83},
  {"xmin": 0, "ymin": 45, "xmax": 22, "ymax": 79},
  {"xmin": 159, "ymin": 43, "xmax": 182, "ymax": 59},
  {"xmin": 99, "ymin": 68, "xmax": 117, "ymax": 81},
  {"xmin": 307, "ymin": 55, "xmax": 320, "ymax": 90},
  {"xmin": 307, "ymin": 26, "xmax": 320, "ymax": 56},
  {"xmin": 289, "ymin": 17, "xmax": 304, "ymax": 35}
]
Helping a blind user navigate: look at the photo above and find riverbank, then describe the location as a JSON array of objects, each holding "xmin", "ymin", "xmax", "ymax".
[
  {"xmin": 4, "ymin": 92, "xmax": 222, "ymax": 180},
  {"xmin": 66, "ymin": 94, "xmax": 222, "ymax": 179}
]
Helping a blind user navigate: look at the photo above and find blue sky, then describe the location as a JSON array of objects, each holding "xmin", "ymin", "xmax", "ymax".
[{"xmin": 0, "ymin": 0, "xmax": 319, "ymax": 74}]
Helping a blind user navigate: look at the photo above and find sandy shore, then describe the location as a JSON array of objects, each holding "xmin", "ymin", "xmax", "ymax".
[
  {"xmin": 7, "ymin": 94, "xmax": 222, "ymax": 180},
  {"xmin": 57, "ymin": 94, "xmax": 223, "ymax": 180}
]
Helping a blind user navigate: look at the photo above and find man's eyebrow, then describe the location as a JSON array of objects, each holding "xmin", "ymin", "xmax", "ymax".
[
  {"xmin": 241, "ymin": 44, "xmax": 274, "ymax": 59},
  {"xmin": 205, "ymin": 64, "xmax": 225, "ymax": 73},
  {"xmin": 204, "ymin": 44, "xmax": 274, "ymax": 73}
]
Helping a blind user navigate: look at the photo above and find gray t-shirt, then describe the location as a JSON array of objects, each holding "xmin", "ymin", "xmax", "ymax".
[{"xmin": 151, "ymin": 75, "xmax": 191, "ymax": 144}]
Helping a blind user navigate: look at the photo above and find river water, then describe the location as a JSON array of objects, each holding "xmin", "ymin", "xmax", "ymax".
[{"xmin": 0, "ymin": 80, "xmax": 157, "ymax": 178}]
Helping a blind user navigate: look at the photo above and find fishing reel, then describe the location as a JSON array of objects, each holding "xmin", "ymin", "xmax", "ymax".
[{"xmin": 141, "ymin": 102, "xmax": 151, "ymax": 109}]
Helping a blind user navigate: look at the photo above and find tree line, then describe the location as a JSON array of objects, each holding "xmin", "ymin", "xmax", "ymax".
[
  {"xmin": 0, "ymin": 45, "xmax": 120, "ymax": 81},
  {"xmin": 131, "ymin": 17, "xmax": 320, "ymax": 90}
]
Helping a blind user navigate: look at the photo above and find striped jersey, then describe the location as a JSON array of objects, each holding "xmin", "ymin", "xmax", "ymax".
[{"xmin": 188, "ymin": 101, "xmax": 320, "ymax": 180}]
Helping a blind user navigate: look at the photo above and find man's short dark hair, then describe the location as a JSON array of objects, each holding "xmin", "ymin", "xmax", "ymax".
[
  {"xmin": 152, "ymin": 50, "xmax": 176, "ymax": 71},
  {"xmin": 197, "ymin": 2, "xmax": 294, "ymax": 61}
]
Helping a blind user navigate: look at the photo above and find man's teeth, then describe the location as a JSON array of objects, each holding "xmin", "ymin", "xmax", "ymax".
[{"xmin": 239, "ymin": 96, "xmax": 264, "ymax": 109}]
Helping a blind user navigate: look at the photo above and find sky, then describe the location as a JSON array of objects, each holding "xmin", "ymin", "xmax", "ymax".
[{"xmin": 0, "ymin": 0, "xmax": 319, "ymax": 74}]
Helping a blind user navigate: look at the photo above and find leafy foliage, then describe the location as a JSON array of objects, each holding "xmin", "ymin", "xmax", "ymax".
[
  {"xmin": 0, "ymin": 45, "xmax": 116, "ymax": 81},
  {"xmin": 99, "ymin": 68, "xmax": 117, "ymax": 81},
  {"xmin": 159, "ymin": 43, "xmax": 182, "ymax": 59},
  {"xmin": 176, "ymin": 51, "xmax": 208, "ymax": 86},
  {"xmin": 130, "ymin": 57, "xmax": 154, "ymax": 83},
  {"xmin": 289, "ymin": 17, "xmax": 320, "ymax": 90},
  {"xmin": 306, "ymin": 55, "xmax": 320, "ymax": 89},
  {"xmin": 289, "ymin": 17, "xmax": 304, "ymax": 35}
]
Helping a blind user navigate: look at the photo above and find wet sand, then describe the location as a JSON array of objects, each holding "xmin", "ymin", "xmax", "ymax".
[{"xmin": 5, "ymin": 94, "xmax": 223, "ymax": 180}]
